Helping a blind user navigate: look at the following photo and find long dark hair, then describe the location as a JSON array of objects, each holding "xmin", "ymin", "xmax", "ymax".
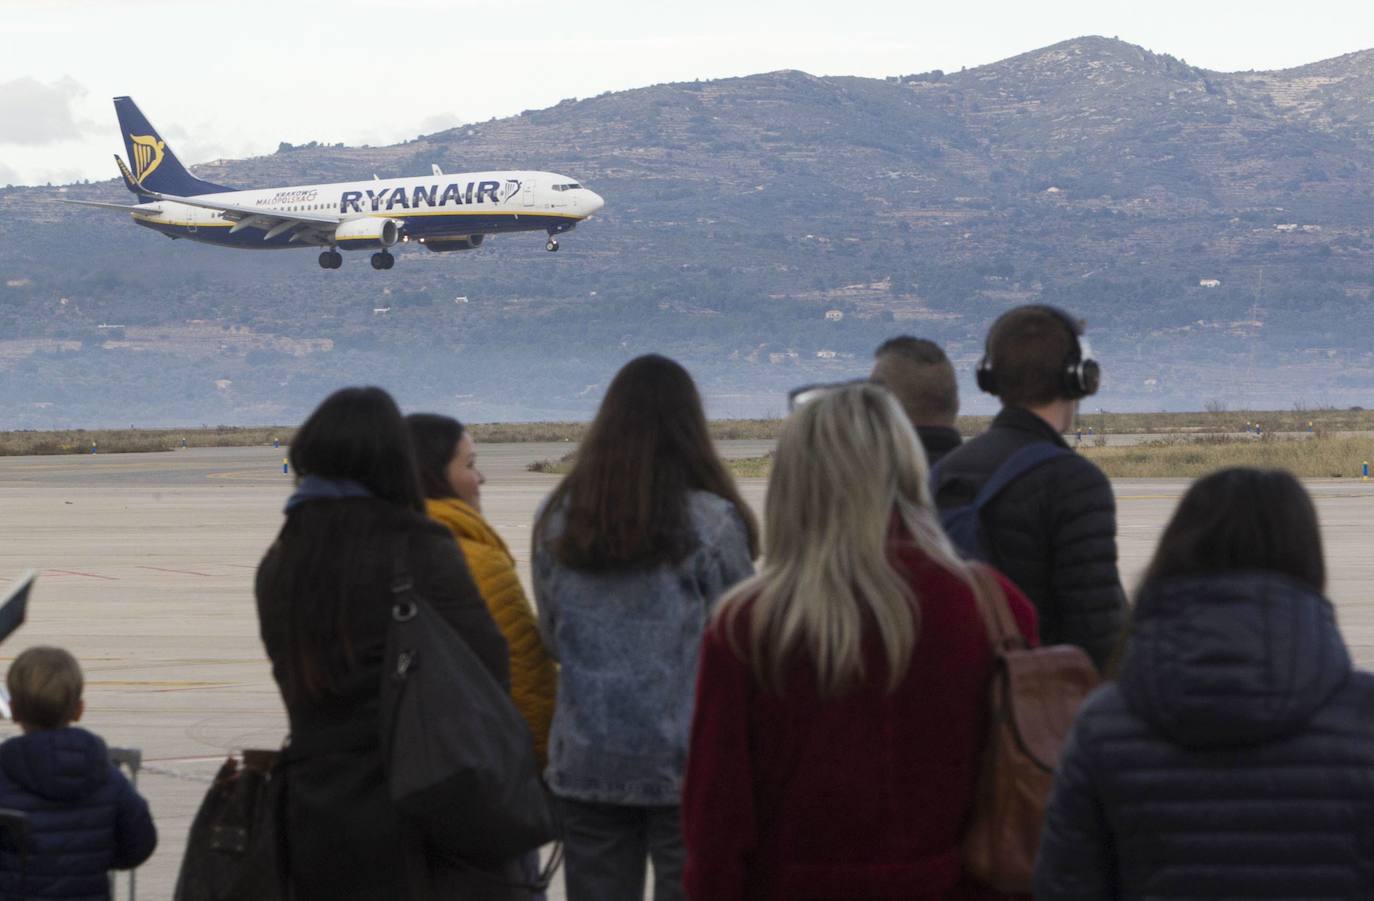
[
  {"xmin": 406, "ymin": 413, "xmax": 465, "ymax": 500},
  {"xmin": 269, "ymin": 386, "xmax": 424, "ymax": 700},
  {"xmin": 535, "ymin": 354, "xmax": 759, "ymax": 569},
  {"xmin": 1141, "ymin": 467, "xmax": 1325, "ymax": 593},
  {"xmin": 290, "ymin": 386, "xmax": 424, "ymax": 512}
]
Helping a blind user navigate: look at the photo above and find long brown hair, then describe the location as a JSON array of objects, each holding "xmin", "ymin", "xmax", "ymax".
[
  {"xmin": 535, "ymin": 354, "xmax": 758, "ymax": 569},
  {"xmin": 1140, "ymin": 467, "xmax": 1325, "ymax": 593}
]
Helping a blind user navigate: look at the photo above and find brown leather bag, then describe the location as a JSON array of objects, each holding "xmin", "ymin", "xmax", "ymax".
[{"xmin": 961, "ymin": 565, "xmax": 1100, "ymax": 893}]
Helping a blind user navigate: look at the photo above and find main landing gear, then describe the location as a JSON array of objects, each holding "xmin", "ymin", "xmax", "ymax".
[
  {"xmin": 545, "ymin": 238, "xmax": 560, "ymax": 252},
  {"xmin": 318, "ymin": 250, "xmax": 342, "ymax": 269},
  {"xmin": 370, "ymin": 251, "xmax": 395, "ymax": 270}
]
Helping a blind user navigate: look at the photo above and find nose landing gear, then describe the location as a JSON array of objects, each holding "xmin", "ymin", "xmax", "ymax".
[
  {"xmin": 370, "ymin": 251, "xmax": 395, "ymax": 270},
  {"xmin": 545, "ymin": 238, "xmax": 560, "ymax": 252},
  {"xmin": 318, "ymin": 250, "xmax": 342, "ymax": 269}
]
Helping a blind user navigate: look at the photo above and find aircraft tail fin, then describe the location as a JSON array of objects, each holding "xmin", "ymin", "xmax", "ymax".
[{"xmin": 113, "ymin": 96, "xmax": 230, "ymax": 196}]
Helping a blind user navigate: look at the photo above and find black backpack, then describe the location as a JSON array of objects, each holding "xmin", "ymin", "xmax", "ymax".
[{"xmin": 932, "ymin": 443, "xmax": 1070, "ymax": 562}]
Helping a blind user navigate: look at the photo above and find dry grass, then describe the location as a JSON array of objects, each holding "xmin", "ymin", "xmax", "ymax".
[
  {"xmin": 477, "ymin": 418, "xmax": 785, "ymax": 444},
  {"xmin": 0, "ymin": 426, "xmax": 292, "ymax": 456},
  {"xmin": 1082, "ymin": 435, "xmax": 1374, "ymax": 479},
  {"xmin": 1067, "ymin": 408, "xmax": 1374, "ymax": 436},
  {"xmin": 526, "ymin": 451, "xmax": 578, "ymax": 474},
  {"xmin": 5, "ymin": 408, "xmax": 1372, "ymax": 458},
  {"xmin": 715, "ymin": 435, "xmax": 1374, "ymax": 481},
  {"xmin": 528, "ymin": 450, "xmax": 775, "ymax": 478}
]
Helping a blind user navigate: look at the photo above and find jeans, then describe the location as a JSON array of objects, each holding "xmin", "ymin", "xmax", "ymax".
[{"xmin": 558, "ymin": 798, "xmax": 685, "ymax": 901}]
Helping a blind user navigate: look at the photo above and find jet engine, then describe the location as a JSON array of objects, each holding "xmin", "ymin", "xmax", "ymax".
[
  {"xmin": 334, "ymin": 218, "xmax": 400, "ymax": 249},
  {"xmin": 422, "ymin": 234, "xmax": 485, "ymax": 253}
]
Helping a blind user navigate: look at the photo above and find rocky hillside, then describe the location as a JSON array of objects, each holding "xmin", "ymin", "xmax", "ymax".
[{"xmin": 2, "ymin": 36, "xmax": 1372, "ymax": 426}]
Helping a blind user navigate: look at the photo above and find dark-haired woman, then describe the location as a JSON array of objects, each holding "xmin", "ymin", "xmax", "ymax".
[
  {"xmin": 533, "ymin": 355, "xmax": 758, "ymax": 901},
  {"xmin": 256, "ymin": 387, "xmax": 527, "ymax": 900},
  {"xmin": 1035, "ymin": 468, "xmax": 1374, "ymax": 900}
]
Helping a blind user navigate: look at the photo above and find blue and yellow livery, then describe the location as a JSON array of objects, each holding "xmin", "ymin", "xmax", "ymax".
[{"xmin": 63, "ymin": 97, "xmax": 605, "ymax": 270}]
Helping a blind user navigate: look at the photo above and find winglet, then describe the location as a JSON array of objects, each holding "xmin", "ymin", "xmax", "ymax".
[{"xmin": 115, "ymin": 154, "xmax": 135, "ymax": 187}]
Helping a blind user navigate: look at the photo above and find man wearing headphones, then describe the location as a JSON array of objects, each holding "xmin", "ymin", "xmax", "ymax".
[{"xmin": 932, "ymin": 305, "xmax": 1127, "ymax": 670}]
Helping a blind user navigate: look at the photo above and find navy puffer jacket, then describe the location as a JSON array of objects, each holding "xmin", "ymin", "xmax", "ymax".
[
  {"xmin": 0, "ymin": 727, "xmax": 157, "ymax": 900},
  {"xmin": 1034, "ymin": 571, "xmax": 1374, "ymax": 900}
]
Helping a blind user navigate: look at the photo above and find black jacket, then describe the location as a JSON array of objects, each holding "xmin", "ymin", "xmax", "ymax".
[
  {"xmin": 933, "ymin": 407, "xmax": 1126, "ymax": 667},
  {"xmin": 256, "ymin": 497, "xmax": 525, "ymax": 900},
  {"xmin": 1034, "ymin": 571, "xmax": 1374, "ymax": 900},
  {"xmin": 915, "ymin": 425, "xmax": 962, "ymax": 469},
  {"xmin": 0, "ymin": 727, "xmax": 156, "ymax": 900}
]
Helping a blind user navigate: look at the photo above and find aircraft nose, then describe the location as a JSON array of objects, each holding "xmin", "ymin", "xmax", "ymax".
[{"xmin": 583, "ymin": 190, "xmax": 605, "ymax": 215}]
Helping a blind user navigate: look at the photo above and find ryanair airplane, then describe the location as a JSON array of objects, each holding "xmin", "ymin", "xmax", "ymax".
[{"xmin": 65, "ymin": 97, "xmax": 605, "ymax": 269}]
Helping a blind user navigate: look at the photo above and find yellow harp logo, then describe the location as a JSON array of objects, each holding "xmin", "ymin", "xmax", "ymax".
[{"xmin": 129, "ymin": 134, "xmax": 166, "ymax": 185}]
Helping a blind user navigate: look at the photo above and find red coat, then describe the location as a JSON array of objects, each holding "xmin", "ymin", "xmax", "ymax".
[{"xmin": 683, "ymin": 543, "xmax": 1037, "ymax": 901}]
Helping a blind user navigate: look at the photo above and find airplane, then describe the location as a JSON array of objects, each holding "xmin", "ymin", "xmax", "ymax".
[{"xmin": 64, "ymin": 97, "xmax": 605, "ymax": 270}]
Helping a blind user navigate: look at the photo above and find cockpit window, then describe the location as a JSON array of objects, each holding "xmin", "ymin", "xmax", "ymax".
[{"xmin": 551, "ymin": 183, "xmax": 583, "ymax": 192}]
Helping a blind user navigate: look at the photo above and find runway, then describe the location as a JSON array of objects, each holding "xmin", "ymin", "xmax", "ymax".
[{"xmin": 1, "ymin": 442, "xmax": 1372, "ymax": 898}]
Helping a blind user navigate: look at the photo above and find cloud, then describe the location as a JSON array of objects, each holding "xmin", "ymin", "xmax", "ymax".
[
  {"xmin": 0, "ymin": 161, "xmax": 16, "ymax": 185},
  {"xmin": 418, "ymin": 112, "xmax": 465, "ymax": 135},
  {"xmin": 0, "ymin": 76, "xmax": 93, "ymax": 146}
]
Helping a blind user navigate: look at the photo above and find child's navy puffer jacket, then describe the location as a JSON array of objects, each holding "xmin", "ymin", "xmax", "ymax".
[{"xmin": 0, "ymin": 726, "xmax": 157, "ymax": 900}]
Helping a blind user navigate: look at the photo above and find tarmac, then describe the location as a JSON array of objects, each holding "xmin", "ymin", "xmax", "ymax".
[{"xmin": 1, "ymin": 441, "xmax": 1373, "ymax": 898}]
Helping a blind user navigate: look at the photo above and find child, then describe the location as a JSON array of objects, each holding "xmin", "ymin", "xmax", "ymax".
[{"xmin": 0, "ymin": 646, "xmax": 157, "ymax": 899}]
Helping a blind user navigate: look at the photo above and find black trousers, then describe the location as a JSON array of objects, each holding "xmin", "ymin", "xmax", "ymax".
[{"xmin": 557, "ymin": 798, "xmax": 685, "ymax": 901}]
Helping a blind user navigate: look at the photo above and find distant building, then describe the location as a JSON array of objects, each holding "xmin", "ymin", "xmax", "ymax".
[
  {"xmin": 825, "ymin": 310, "xmax": 844, "ymax": 321},
  {"xmin": 1199, "ymin": 278, "xmax": 1221, "ymax": 288},
  {"xmin": 1275, "ymin": 223, "xmax": 1299, "ymax": 232},
  {"xmin": 373, "ymin": 307, "xmax": 390, "ymax": 314},
  {"xmin": 816, "ymin": 350, "xmax": 838, "ymax": 359}
]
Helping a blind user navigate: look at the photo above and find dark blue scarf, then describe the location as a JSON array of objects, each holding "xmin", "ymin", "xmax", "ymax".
[{"xmin": 284, "ymin": 475, "xmax": 373, "ymax": 513}]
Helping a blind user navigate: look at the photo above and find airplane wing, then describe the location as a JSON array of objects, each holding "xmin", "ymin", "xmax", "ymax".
[{"xmin": 60, "ymin": 199, "xmax": 163, "ymax": 214}]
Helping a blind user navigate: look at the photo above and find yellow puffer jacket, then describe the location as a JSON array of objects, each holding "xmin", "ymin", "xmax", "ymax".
[{"xmin": 426, "ymin": 497, "xmax": 557, "ymax": 767}]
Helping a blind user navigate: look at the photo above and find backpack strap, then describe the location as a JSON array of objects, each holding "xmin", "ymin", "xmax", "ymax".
[
  {"xmin": 972, "ymin": 442, "xmax": 1071, "ymax": 512},
  {"xmin": 967, "ymin": 563, "xmax": 1027, "ymax": 654}
]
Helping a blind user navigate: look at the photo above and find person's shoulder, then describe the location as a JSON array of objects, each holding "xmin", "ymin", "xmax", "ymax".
[
  {"xmin": 392, "ymin": 504, "xmax": 456, "ymax": 541},
  {"xmin": 1044, "ymin": 450, "xmax": 1113, "ymax": 493},
  {"xmin": 937, "ymin": 428, "xmax": 997, "ymax": 468},
  {"xmin": 1324, "ymin": 669, "xmax": 1374, "ymax": 728},
  {"xmin": 688, "ymin": 489, "xmax": 735, "ymax": 514},
  {"xmin": 1069, "ymin": 682, "xmax": 1135, "ymax": 738},
  {"xmin": 936, "ymin": 423, "xmax": 1030, "ymax": 479},
  {"xmin": 687, "ymin": 490, "xmax": 747, "ymax": 533}
]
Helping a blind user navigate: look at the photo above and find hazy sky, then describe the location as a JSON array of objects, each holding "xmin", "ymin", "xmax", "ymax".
[{"xmin": 1, "ymin": 0, "xmax": 1370, "ymax": 186}]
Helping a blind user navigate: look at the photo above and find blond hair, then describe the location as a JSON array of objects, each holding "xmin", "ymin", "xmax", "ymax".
[
  {"xmin": 8, "ymin": 646, "xmax": 84, "ymax": 729},
  {"xmin": 717, "ymin": 383, "xmax": 975, "ymax": 698}
]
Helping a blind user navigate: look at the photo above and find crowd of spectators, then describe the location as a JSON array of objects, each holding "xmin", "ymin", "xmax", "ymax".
[{"xmin": 4, "ymin": 303, "xmax": 1372, "ymax": 900}]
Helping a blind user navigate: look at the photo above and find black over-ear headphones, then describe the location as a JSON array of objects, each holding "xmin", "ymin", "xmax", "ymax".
[{"xmin": 976, "ymin": 305, "xmax": 1100, "ymax": 400}]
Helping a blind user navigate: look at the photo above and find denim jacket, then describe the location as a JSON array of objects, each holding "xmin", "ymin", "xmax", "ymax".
[{"xmin": 534, "ymin": 490, "xmax": 755, "ymax": 805}]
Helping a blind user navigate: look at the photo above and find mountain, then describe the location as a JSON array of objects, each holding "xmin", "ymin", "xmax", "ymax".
[{"xmin": 3, "ymin": 36, "xmax": 1373, "ymax": 427}]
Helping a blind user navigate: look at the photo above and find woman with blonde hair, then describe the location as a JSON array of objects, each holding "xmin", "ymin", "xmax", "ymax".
[{"xmin": 683, "ymin": 382, "xmax": 1037, "ymax": 901}]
